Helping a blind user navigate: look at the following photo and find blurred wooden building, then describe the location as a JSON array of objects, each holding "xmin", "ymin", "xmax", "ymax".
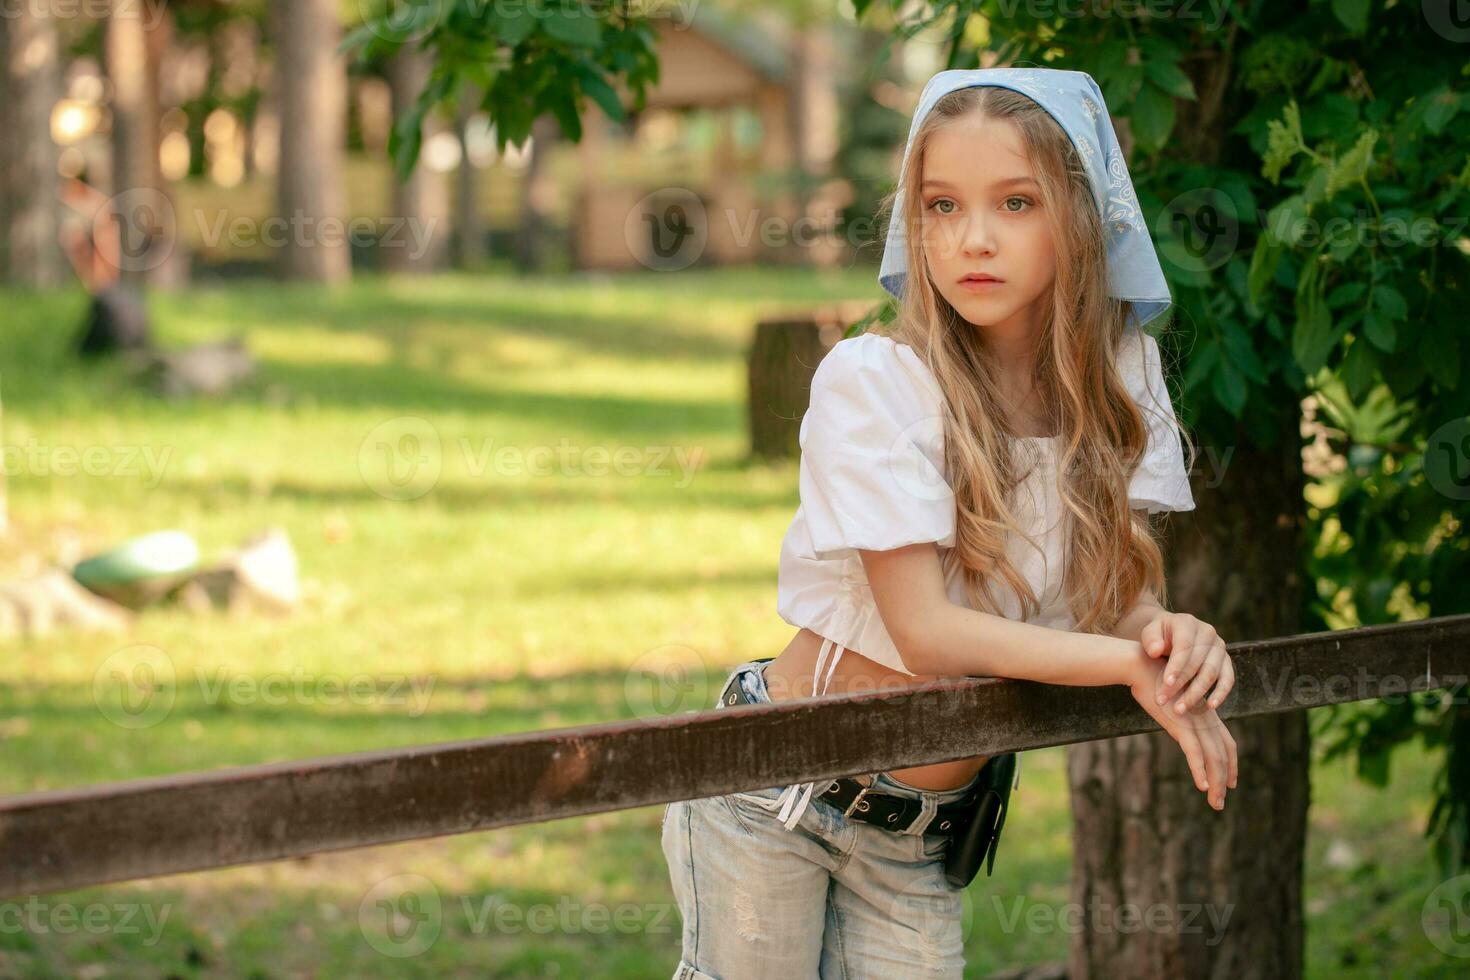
[{"xmin": 572, "ymin": 6, "xmax": 846, "ymax": 273}]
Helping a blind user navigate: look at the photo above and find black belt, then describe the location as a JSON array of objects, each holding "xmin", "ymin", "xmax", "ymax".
[{"xmin": 718, "ymin": 662, "xmax": 983, "ymax": 839}]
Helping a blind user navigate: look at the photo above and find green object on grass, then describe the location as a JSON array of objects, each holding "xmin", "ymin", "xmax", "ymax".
[{"xmin": 71, "ymin": 529, "xmax": 200, "ymax": 604}]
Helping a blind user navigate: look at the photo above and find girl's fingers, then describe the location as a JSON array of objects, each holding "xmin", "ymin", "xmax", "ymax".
[
  {"xmin": 1141, "ymin": 618, "xmax": 1168, "ymax": 658},
  {"xmin": 1207, "ymin": 651, "xmax": 1236, "ymax": 711},
  {"xmin": 1156, "ymin": 700, "xmax": 1208, "ymax": 793},
  {"xmin": 1158, "ymin": 621, "xmax": 1202, "ymax": 702},
  {"xmin": 1176, "ymin": 726, "xmax": 1208, "ymax": 794},
  {"xmin": 1173, "ymin": 641, "xmax": 1225, "ymax": 715},
  {"xmin": 1222, "ymin": 723, "xmax": 1239, "ymax": 789},
  {"xmin": 1202, "ymin": 730, "xmax": 1228, "ymax": 809}
]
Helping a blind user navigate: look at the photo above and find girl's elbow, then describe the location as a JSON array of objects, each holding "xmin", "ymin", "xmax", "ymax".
[{"xmin": 888, "ymin": 608, "xmax": 946, "ymax": 675}]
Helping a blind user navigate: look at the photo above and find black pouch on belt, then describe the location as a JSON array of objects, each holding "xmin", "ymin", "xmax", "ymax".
[{"xmin": 941, "ymin": 751, "xmax": 1018, "ymax": 888}]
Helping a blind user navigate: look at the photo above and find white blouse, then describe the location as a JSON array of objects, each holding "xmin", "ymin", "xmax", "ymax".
[{"xmin": 766, "ymin": 328, "xmax": 1196, "ymax": 830}]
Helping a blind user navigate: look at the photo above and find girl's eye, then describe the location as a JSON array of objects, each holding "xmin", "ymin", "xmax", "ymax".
[
  {"xmin": 927, "ymin": 198, "xmax": 957, "ymax": 215},
  {"xmin": 1003, "ymin": 196, "xmax": 1035, "ymax": 213}
]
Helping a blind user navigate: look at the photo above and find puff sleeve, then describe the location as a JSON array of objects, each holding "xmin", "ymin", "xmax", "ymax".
[
  {"xmin": 794, "ymin": 335, "xmax": 958, "ymax": 562},
  {"xmin": 1118, "ymin": 327, "xmax": 1196, "ymax": 513}
]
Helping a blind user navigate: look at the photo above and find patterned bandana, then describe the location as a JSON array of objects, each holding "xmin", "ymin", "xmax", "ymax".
[{"xmin": 876, "ymin": 67, "xmax": 1172, "ymax": 329}]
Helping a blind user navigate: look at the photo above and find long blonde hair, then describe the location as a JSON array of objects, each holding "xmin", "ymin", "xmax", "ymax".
[{"xmin": 876, "ymin": 84, "xmax": 1195, "ymax": 634}]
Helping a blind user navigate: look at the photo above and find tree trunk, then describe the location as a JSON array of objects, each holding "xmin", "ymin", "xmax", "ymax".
[
  {"xmin": 454, "ymin": 88, "xmax": 485, "ymax": 269},
  {"xmin": 270, "ymin": 0, "xmax": 351, "ymax": 284},
  {"xmin": 1068, "ymin": 415, "xmax": 1310, "ymax": 979},
  {"xmin": 384, "ymin": 45, "xmax": 448, "ymax": 274},
  {"xmin": 0, "ymin": 4, "xmax": 65, "ymax": 287},
  {"xmin": 516, "ymin": 114, "xmax": 559, "ymax": 273},
  {"xmin": 104, "ymin": 0, "xmax": 181, "ymax": 287},
  {"xmin": 747, "ymin": 303, "xmax": 870, "ymax": 462}
]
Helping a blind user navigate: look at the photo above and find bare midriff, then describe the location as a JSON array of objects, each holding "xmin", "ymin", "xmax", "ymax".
[{"xmin": 762, "ymin": 627, "xmax": 990, "ymax": 790}]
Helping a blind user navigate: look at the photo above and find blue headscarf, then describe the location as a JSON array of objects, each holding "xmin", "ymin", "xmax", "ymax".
[{"xmin": 877, "ymin": 67, "xmax": 1172, "ymax": 330}]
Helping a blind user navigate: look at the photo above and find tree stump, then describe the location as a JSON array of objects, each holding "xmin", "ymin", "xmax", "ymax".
[{"xmin": 746, "ymin": 301, "xmax": 877, "ymax": 462}]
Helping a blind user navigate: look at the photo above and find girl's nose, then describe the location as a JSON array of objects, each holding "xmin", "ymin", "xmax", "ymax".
[{"xmin": 962, "ymin": 216, "xmax": 997, "ymax": 256}]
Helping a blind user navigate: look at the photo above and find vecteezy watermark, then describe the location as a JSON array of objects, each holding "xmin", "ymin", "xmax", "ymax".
[
  {"xmin": 990, "ymin": 894, "xmax": 1236, "ymax": 945},
  {"xmin": 624, "ymin": 643, "xmax": 713, "ymax": 718},
  {"xmin": 92, "ymin": 644, "xmax": 438, "ymax": 729},
  {"xmin": 882, "ymin": 414, "xmax": 1232, "ymax": 509},
  {"xmin": 1423, "ymin": 873, "xmax": 1470, "ymax": 958},
  {"xmin": 357, "ymin": 874, "xmax": 676, "ymax": 958},
  {"xmin": 0, "ymin": 0, "xmax": 169, "ymax": 29},
  {"xmin": 854, "ymin": 0, "xmax": 1232, "ymax": 30},
  {"xmin": 0, "ymin": 437, "xmax": 172, "ymax": 488},
  {"xmin": 193, "ymin": 210, "xmax": 444, "ymax": 264},
  {"xmin": 357, "ymin": 416, "xmax": 707, "ymax": 501},
  {"xmin": 1425, "ymin": 417, "xmax": 1470, "ymax": 502},
  {"xmin": 1251, "ymin": 662, "xmax": 1469, "ymax": 711},
  {"xmin": 0, "ymin": 896, "xmax": 172, "ymax": 947},
  {"xmin": 459, "ymin": 894, "xmax": 676, "ymax": 936},
  {"xmin": 351, "ymin": 0, "xmax": 705, "ymax": 45}
]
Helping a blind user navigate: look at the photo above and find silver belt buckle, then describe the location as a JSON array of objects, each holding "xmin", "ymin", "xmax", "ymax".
[{"xmin": 843, "ymin": 776, "xmax": 875, "ymax": 817}]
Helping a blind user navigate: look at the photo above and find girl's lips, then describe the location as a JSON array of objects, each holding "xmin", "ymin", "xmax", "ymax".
[{"xmin": 958, "ymin": 276, "xmax": 1005, "ymax": 291}]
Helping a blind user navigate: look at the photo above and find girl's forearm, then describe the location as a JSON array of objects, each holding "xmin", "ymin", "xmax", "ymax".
[
  {"xmin": 904, "ymin": 600, "xmax": 1145, "ymax": 687},
  {"xmin": 1108, "ymin": 592, "xmax": 1166, "ymax": 643}
]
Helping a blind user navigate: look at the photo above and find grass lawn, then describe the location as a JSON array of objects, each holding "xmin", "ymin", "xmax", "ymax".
[{"xmin": 0, "ymin": 267, "xmax": 1457, "ymax": 977}]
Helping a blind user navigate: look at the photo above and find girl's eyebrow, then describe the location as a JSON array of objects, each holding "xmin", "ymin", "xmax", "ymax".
[{"xmin": 921, "ymin": 176, "xmax": 1039, "ymax": 190}]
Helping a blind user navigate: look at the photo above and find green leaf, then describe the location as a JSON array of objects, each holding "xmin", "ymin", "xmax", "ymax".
[
  {"xmin": 1266, "ymin": 194, "xmax": 1309, "ymax": 246},
  {"xmin": 1421, "ymin": 319, "xmax": 1461, "ymax": 389},
  {"xmin": 1325, "ymin": 224, "xmax": 1360, "ymax": 263},
  {"xmin": 1131, "ymin": 82, "xmax": 1176, "ymax": 151},
  {"xmin": 547, "ymin": 88, "xmax": 582, "ymax": 141},
  {"xmin": 1327, "ymin": 281, "xmax": 1367, "ymax": 307},
  {"xmin": 1211, "ymin": 358, "xmax": 1248, "ymax": 418},
  {"xmin": 1262, "ymin": 101, "xmax": 1303, "ymax": 184},
  {"xmin": 1183, "ymin": 339, "xmax": 1221, "ymax": 393},
  {"xmin": 542, "ymin": 6, "xmax": 603, "ymax": 48},
  {"xmin": 1358, "ymin": 747, "xmax": 1389, "ymax": 788},
  {"xmin": 1222, "ymin": 323, "xmax": 1269, "ymax": 384},
  {"xmin": 1424, "ymin": 88, "xmax": 1463, "ymax": 135},
  {"xmin": 1325, "ymin": 129, "xmax": 1377, "ymax": 198},
  {"xmin": 1144, "ymin": 60, "xmax": 1197, "ymax": 101},
  {"xmin": 1372, "ymin": 285, "xmax": 1408, "ymax": 321},
  {"xmin": 577, "ymin": 65, "xmax": 625, "ymax": 122},
  {"xmin": 492, "ymin": 7, "xmax": 537, "ymax": 46},
  {"xmin": 1332, "ymin": 0, "xmax": 1371, "ymax": 34},
  {"xmin": 1293, "ymin": 289, "xmax": 1341, "ymax": 375},
  {"xmin": 1340, "ymin": 335, "xmax": 1376, "ymax": 401},
  {"xmin": 1248, "ymin": 235, "xmax": 1282, "ymax": 305},
  {"xmin": 1362, "ymin": 309, "xmax": 1397, "ymax": 352},
  {"xmin": 1303, "ymin": 165, "xmax": 1330, "ymax": 205}
]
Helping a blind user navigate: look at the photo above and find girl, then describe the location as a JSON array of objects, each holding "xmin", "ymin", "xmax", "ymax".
[{"xmin": 662, "ymin": 67, "xmax": 1238, "ymax": 979}]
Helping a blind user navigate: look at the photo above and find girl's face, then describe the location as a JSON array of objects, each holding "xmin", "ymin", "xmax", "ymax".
[{"xmin": 918, "ymin": 113, "xmax": 1058, "ymax": 337}]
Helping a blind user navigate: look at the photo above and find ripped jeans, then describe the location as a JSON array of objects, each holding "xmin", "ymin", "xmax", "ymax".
[{"xmin": 660, "ymin": 658, "xmax": 983, "ymax": 979}]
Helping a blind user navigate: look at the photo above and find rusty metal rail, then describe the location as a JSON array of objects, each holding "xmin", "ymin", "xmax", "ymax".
[{"xmin": 2, "ymin": 614, "xmax": 1467, "ymax": 896}]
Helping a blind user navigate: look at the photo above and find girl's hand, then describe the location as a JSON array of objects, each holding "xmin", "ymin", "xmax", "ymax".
[
  {"xmin": 1128, "ymin": 653, "xmax": 1238, "ymax": 810},
  {"xmin": 1140, "ymin": 611, "xmax": 1235, "ymax": 717}
]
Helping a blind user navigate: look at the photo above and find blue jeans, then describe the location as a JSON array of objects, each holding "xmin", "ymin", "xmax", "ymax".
[{"xmin": 660, "ymin": 659, "xmax": 984, "ymax": 979}]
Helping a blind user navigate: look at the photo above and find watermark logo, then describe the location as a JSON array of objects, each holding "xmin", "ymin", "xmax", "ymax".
[
  {"xmin": 1424, "ymin": 0, "xmax": 1470, "ymax": 42},
  {"xmin": 624, "ymin": 643, "xmax": 712, "ymax": 718},
  {"xmin": 359, "ymin": 873, "xmax": 443, "ymax": 958},
  {"xmin": 92, "ymin": 644, "xmax": 176, "ymax": 730},
  {"xmin": 1424, "ymin": 417, "xmax": 1470, "ymax": 501},
  {"xmin": 1423, "ymin": 873, "xmax": 1470, "ymax": 957},
  {"xmin": 627, "ymin": 188, "xmax": 707, "ymax": 271},
  {"xmin": 1156, "ymin": 187, "xmax": 1241, "ymax": 275},
  {"xmin": 359, "ymin": 416, "xmax": 443, "ymax": 501}
]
